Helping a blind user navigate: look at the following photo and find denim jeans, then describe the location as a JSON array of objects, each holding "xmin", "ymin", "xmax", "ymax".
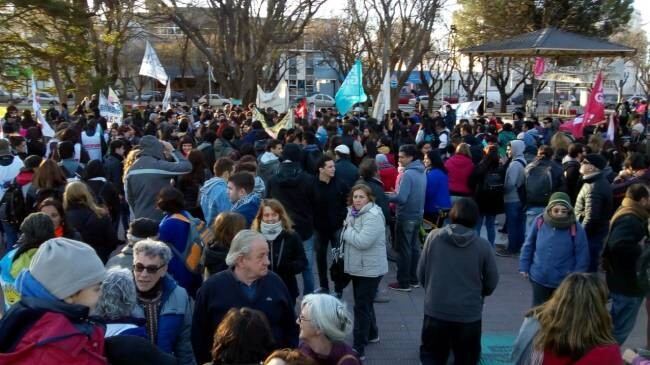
[
  {"xmin": 505, "ymin": 201, "xmax": 525, "ymax": 253},
  {"xmin": 525, "ymin": 206, "xmax": 545, "ymax": 241},
  {"xmin": 475, "ymin": 215, "xmax": 496, "ymax": 246},
  {"xmin": 420, "ymin": 315, "xmax": 482, "ymax": 365},
  {"xmin": 531, "ymin": 279, "xmax": 556, "ymax": 306},
  {"xmin": 314, "ymin": 230, "xmax": 337, "ymax": 291},
  {"xmin": 351, "ymin": 275, "xmax": 381, "ymax": 355},
  {"xmin": 395, "ymin": 218, "xmax": 422, "ymax": 287},
  {"xmin": 610, "ymin": 292, "xmax": 644, "ymax": 345},
  {"xmin": 301, "ymin": 235, "xmax": 315, "ymax": 295},
  {"xmin": 587, "ymin": 228, "xmax": 608, "ymax": 273}
]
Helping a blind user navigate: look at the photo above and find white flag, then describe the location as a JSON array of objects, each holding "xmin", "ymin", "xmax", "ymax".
[
  {"xmin": 372, "ymin": 70, "xmax": 391, "ymax": 120},
  {"xmin": 265, "ymin": 108, "xmax": 294, "ymax": 139},
  {"xmin": 606, "ymin": 113, "xmax": 615, "ymax": 142},
  {"xmin": 139, "ymin": 41, "xmax": 168, "ymax": 85},
  {"xmin": 162, "ymin": 81, "xmax": 171, "ymax": 111},
  {"xmin": 256, "ymin": 81, "xmax": 288, "ymax": 113},
  {"xmin": 31, "ymin": 75, "xmax": 55, "ymax": 137},
  {"xmin": 99, "ymin": 90, "xmax": 123, "ymax": 125},
  {"xmin": 107, "ymin": 87, "xmax": 120, "ymax": 104}
]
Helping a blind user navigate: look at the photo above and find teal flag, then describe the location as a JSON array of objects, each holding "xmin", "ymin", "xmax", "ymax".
[{"xmin": 335, "ymin": 59, "xmax": 367, "ymax": 115}]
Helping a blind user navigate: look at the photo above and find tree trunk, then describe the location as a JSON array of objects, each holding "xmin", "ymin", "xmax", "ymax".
[{"xmin": 49, "ymin": 59, "xmax": 68, "ymax": 104}]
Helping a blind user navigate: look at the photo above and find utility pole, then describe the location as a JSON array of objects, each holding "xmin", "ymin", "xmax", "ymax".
[{"xmin": 207, "ymin": 61, "xmax": 212, "ymax": 107}]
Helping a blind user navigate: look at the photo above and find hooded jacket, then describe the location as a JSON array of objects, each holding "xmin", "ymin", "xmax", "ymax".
[
  {"xmin": 257, "ymin": 152, "xmax": 280, "ymax": 188},
  {"xmin": 575, "ymin": 171, "xmax": 613, "ymax": 235},
  {"xmin": 445, "ymin": 153, "xmax": 475, "ymax": 196},
  {"xmin": 504, "ymin": 140, "xmax": 526, "ymax": 203},
  {"xmin": 342, "ymin": 203, "xmax": 388, "ymax": 278},
  {"xmin": 267, "ymin": 162, "xmax": 316, "ymax": 240},
  {"xmin": 0, "ymin": 154, "xmax": 23, "ymax": 201},
  {"xmin": 388, "ymin": 159, "xmax": 427, "ymax": 221},
  {"xmin": 417, "ymin": 224, "xmax": 499, "ymax": 323},
  {"xmin": 125, "ymin": 136, "xmax": 192, "ymax": 222},
  {"xmin": 199, "ymin": 177, "xmax": 231, "ymax": 226}
]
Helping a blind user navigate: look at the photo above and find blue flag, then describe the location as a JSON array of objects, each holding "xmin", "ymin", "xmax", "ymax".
[{"xmin": 335, "ymin": 59, "xmax": 367, "ymax": 115}]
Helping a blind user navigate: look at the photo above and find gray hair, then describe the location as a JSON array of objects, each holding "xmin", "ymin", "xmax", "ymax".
[
  {"xmin": 94, "ymin": 268, "xmax": 137, "ymax": 320},
  {"xmin": 301, "ymin": 294, "xmax": 352, "ymax": 342},
  {"xmin": 133, "ymin": 239, "xmax": 172, "ymax": 265},
  {"xmin": 225, "ymin": 229, "xmax": 266, "ymax": 266}
]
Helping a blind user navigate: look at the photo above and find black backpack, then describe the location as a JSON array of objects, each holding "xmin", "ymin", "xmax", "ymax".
[
  {"xmin": 482, "ymin": 170, "xmax": 505, "ymax": 194},
  {"xmin": 0, "ymin": 181, "xmax": 27, "ymax": 229},
  {"xmin": 524, "ymin": 163, "xmax": 553, "ymax": 206}
]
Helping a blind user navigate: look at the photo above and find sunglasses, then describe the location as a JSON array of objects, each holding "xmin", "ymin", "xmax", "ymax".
[{"xmin": 133, "ymin": 263, "xmax": 166, "ymax": 274}]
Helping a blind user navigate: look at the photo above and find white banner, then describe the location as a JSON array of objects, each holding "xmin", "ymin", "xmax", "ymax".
[
  {"xmin": 372, "ymin": 70, "xmax": 391, "ymax": 120},
  {"xmin": 441, "ymin": 100, "xmax": 482, "ymax": 121},
  {"xmin": 139, "ymin": 41, "xmax": 168, "ymax": 85},
  {"xmin": 256, "ymin": 81, "xmax": 288, "ymax": 113},
  {"xmin": 162, "ymin": 80, "xmax": 171, "ymax": 111},
  {"xmin": 99, "ymin": 91, "xmax": 123, "ymax": 125},
  {"xmin": 31, "ymin": 75, "xmax": 55, "ymax": 137}
]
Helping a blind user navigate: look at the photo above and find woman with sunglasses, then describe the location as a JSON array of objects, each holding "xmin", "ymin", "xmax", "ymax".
[
  {"xmin": 131, "ymin": 239, "xmax": 195, "ymax": 365},
  {"xmin": 518, "ymin": 192, "xmax": 590, "ymax": 306}
]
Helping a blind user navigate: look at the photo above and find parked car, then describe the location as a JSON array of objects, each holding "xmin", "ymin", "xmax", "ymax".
[
  {"xmin": 197, "ymin": 93, "xmax": 231, "ymax": 106},
  {"xmin": 305, "ymin": 93, "xmax": 335, "ymax": 108},
  {"xmin": 134, "ymin": 91, "xmax": 163, "ymax": 102},
  {"xmin": 170, "ymin": 91, "xmax": 186, "ymax": 102},
  {"xmin": 35, "ymin": 91, "xmax": 59, "ymax": 105},
  {"xmin": 408, "ymin": 95, "xmax": 459, "ymax": 109},
  {"xmin": 626, "ymin": 95, "xmax": 647, "ymax": 104},
  {"xmin": 0, "ymin": 90, "xmax": 24, "ymax": 103}
]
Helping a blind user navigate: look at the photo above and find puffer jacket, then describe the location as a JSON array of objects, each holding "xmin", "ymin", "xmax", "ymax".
[
  {"xmin": 132, "ymin": 275, "xmax": 195, "ymax": 365},
  {"xmin": 519, "ymin": 215, "xmax": 590, "ymax": 288},
  {"xmin": 267, "ymin": 162, "xmax": 316, "ymax": 240},
  {"xmin": 575, "ymin": 172, "xmax": 613, "ymax": 235},
  {"xmin": 125, "ymin": 136, "xmax": 192, "ymax": 222},
  {"xmin": 342, "ymin": 203, "xmax": 388, "ymax": 278},
  {"xmin": 445, "ymin": 154, "xmax": 475, "ymax": 196}
]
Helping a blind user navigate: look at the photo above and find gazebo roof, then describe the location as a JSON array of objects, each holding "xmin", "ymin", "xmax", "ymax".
[{"xmin": 460, "ymin": 27, "xmax": 635, "ymax": 58}]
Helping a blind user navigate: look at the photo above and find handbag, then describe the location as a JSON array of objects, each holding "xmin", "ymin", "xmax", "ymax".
[{"xmin": 329, "ymin": 227, "xmax": 348, "ymax": 283}]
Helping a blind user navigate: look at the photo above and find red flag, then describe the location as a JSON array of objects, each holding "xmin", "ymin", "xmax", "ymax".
[
  {"xmin": 295, "ymin": 98, "xmax": 308, "ymax": 119},
  {"xmin": 568, "ymin": 72, "xmax": 605, "ymax": 139},
  {"xmin": 534, "ymin": 57, "xmax": 545, "ymax": 78}
]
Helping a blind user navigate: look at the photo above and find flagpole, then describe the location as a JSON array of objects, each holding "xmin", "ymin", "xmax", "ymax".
[{"xmin": 207, "ymin": 62, "xmax": 212, "ymax": 107}]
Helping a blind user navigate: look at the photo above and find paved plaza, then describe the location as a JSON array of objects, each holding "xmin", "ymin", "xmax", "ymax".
[{"xmin": 331, "ymin": 220, "xmax": 647, "ymax": 364}]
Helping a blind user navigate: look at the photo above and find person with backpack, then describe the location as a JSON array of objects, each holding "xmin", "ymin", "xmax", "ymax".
[
  {"xmin": 82, "ymin": 160, "xmax": 121, "ymax": 226},
  {"xmin": 81, "ymin": 119, "xmax": 106, "ymax": 162},
  {"xmin": 518, "ymin": 192, "xmax": 589, "ymax": 306},
  {"xmin": 0, "ymin": 238, "xmax": 107, "ymax": 365},
  {"xmin": 523, "ymin": 145, "xmax": 566, "ymax": 240},
  {"xmin": 562, "ymin": 143, "xmax": 584, "ymax": 205},
  {"xmin": 57, "ymin": 140, "xmax": 85, "ymax": 180},
  {"xmin": 498, "ymin": 140, "xmax": 527, "ymax": 257},
  {"xmin": 257, "ymin": 139, "xmax": 283, "ymax": 188},
  {"xmin": 471, "ymin": 145, "xmax": 504, "ymax": 247},
  {"xmin": 156, "ymin": 187, "xmax": 204, "ymax": 298},
  {"xmin": 213, "ymin": 126, "xmax": 238, "ymax": 160},
  {"xmin": 602, "ymin": 184, "xmax": 650, "ymax": 345},
  {"xmin": 575, "ymin": 154, "xmax": 614, "ymax": 272},
  {"xmin": 0, "ymin": 138, "xmax": 24, "ymax": 249}
]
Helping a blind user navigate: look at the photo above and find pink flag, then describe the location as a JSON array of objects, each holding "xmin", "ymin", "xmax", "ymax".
[
  {"xmin": 564, "ymin": 72, "xmax": 605, "ymax": 139},
  {"xmin": 534, "ymin": 57, "xmax": 546, "ymax": 78}
]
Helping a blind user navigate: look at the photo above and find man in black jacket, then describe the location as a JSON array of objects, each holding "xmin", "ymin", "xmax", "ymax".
[
  {"xmin": 192, "ymin": 230, "xmax": 298, "ymax": 364},
  {"xmin": 267, "ymin": 143, "xmax": 316, "ymax": 295},
  {"xmin": 103, "ymin": 139, "xmax": 127, "ymax": 231},
  {"xmin": 313, "ymin": 155, "xmax": 348, "ymax": 295},
  {"xmin": 603, "ymin": 184, "xmax": 649, "ymax": 345},
  {"xmin": 575, "ymin": 153, "xmax": 613, "ymax": 272}
]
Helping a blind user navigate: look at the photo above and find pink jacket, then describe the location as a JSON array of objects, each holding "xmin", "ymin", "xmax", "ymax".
[{"xmin": 444, "ymin": 154, "xmax": 475, "ymax": 196}]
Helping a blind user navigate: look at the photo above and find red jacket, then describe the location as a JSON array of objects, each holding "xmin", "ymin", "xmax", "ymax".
[
  {"xmin": 444, "ymin": 154, "xmax": 475, "ymax": 196},
  {"xmin": 379, "ymin": 166, "xmax": 398, "ymax": 192},
  {"xmin": 0, "ymin": 300, "xmax": 107, "ymax": 365},
  {"xmin": 543, "ymin": 344, "xmax": 622, "ymax": 365}
]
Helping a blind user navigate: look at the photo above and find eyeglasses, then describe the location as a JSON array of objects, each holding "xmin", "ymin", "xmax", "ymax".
[{"xmin": 133, "ymin": 263, "xmax": 166, "ymax": 274}]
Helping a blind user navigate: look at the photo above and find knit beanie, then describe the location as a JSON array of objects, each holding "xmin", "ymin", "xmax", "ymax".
[
  {"xmin": 281, "ymin": 143, "xmax": 302, "ymax": 163},
  {"xmin": 19, "ymin": 213, "xmax": 55, "ymax": 246},
  {"xmin": 30, "ymin": 238, "xmax": 106, "ymax": 299},
  {"xmin": 129, "ymin": 218, "xmax": 159, "ymax": 240},
  {"xmin": 583, "ymin": 153, "xmax": 607, "ymax": 170},
  {"xmin": 547, "ymin": 192, "xmax": 573, "ymax": 210}
]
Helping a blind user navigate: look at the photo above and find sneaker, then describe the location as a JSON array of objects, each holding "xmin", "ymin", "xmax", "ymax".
[
  {"xmin": 409, "ymin": 281, "xmax": 421, "ymax": 288},
  {"xmin": 368, "ymin": 336, "xmax": 380, "ymax": 344},
  {"xmin": 388, "ymin": 282, "xmax": 411, "ymax": 292},
  {"xmin": 314, "ymin": 287, "xmax": 330, "ymax": 294},
  {"xmin": 495, "ymin": 247, "xmax": 515, "ymax": 257},
  {"xmin": 374, "ymin": 292, "xmax": 390, "ymax": 303},
  {"xmin": 353, "ymin": 348, "xmax": 366, "ymax": 361}
]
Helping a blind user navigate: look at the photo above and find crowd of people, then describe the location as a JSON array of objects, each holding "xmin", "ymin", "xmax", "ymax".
[{"xmin": 0, "ymin": 96, "xmax": 648, "ymax": 365}]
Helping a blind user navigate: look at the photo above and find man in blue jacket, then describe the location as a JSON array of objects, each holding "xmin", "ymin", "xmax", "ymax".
[
  {"xmin": 199, "ymin": 157, "xmax": 235, "ymax": 225},
  {"xmin": 387, "ymin": 144, "xmax": 427, "ymax": 292},
  {"xmin": 191, "ymin": 230, "xmax": 298, "ymax": 364},
  {"xmin": 227, "ymin": 172, "xmax": 261, "ymax": 228}
]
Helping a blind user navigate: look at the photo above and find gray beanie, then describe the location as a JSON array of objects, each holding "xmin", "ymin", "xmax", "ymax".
[
  {"xmin": 19, "ymin": 213, "xmax": 55, "ymax": 246},
  {"xmin": 30, "ymin": 238, "xmax": 106, "ymax": 300}
]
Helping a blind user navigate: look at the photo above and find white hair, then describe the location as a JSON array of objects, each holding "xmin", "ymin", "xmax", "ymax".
[
  {"xmin": 133, "ymin": 239, "xmax": 172, "ymax": 265},
  {"xmin": 301, "ymin": 294, "xmax": 352, "ymax": 342},
  {"xmin": 94, "ymin": 268, "xmax": 137, "ymax": 320},
  {"xmin": 225, "ymin": 229, "xmax": 266, "ymax": 266}
]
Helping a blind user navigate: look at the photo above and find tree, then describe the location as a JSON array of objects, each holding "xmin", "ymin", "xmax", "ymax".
[
  {"xmin": 419, "ymin": 41, "xmax": 454, "ymax": 114},
  {"xmin": 150, "ymin": 0, "xmax": 326, "ymax": 103}
]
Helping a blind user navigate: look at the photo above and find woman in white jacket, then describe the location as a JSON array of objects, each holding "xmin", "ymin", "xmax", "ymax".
[{"xmin": 341, "ymin": 183, "xmax": 388, "ymax": 359}]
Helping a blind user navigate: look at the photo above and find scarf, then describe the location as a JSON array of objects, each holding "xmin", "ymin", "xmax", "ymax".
[
  {"xmin": 261, "ymin": 221, "xmax": 283, "ymax": 241},
  {"xmin": 350, "ymin": 207, "xmax": 361, "ymax": 217},
  {"xmin": 610, "ymin": 197, "xmax": 649, "ymax": 225},
  {"xmin": 543, "ymin": 203, "xmax": 576, "ymax": 229},
  {"xmin": 231, "ymin": 192, "xmax": 258, "ymax": 211}
]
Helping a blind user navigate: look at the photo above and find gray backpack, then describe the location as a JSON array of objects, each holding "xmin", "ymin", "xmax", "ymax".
[{"xmin": 524, "ymin": 163, "xmax": 553, "ymax": 206}]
